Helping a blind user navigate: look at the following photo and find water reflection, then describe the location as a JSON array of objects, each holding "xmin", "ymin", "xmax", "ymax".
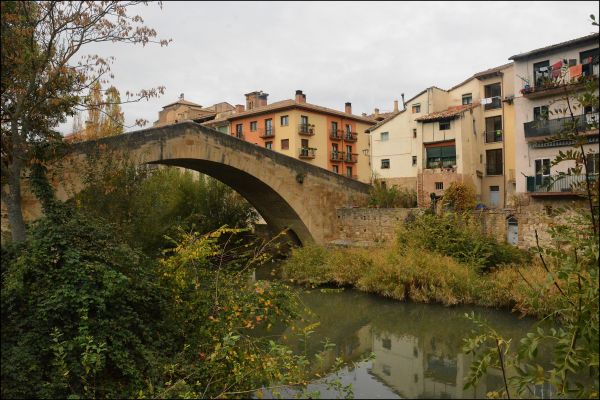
[{"xmin": 275, "ymin": 288, "xmax": 552, "ymax": 399}]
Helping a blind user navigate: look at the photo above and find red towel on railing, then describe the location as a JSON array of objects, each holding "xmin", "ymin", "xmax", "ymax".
[
  {"xmin": 551, "ymin": 60, "xmax": 563, "ymax": 70},
  {"xmin": 569, "ymin": 64, "xmax": 583, "ymax": 80}
]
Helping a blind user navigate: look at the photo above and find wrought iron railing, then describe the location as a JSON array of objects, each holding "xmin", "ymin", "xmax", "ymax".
[
  {"xmin": 343, "ymin": 132, "xmax": 358, "ymax": 142},
  {"xmin": 524, "ymin": 113, "xmax": 597, "ymax": 138},
  {"xmin": 330, "ymin": 151, "xmax": 344, "ymax": 161},
  {"xmin": 484, "ymin": 97, "xmax": 502, "ymax": 110},
  {"xmin": 344, "ymin": 153, "xmax": 358, "ymax": 163},
  {"xmin": 485, "ymin": 130, "xmax": 503, "ymax": 143},
  {"xmin": 298, "ymin": 124, "xmax": 315, "ymax": 136},
  {"xmin": 299, "ymin": 147, "xmax": 316, "ymax": 158},
  {"xmin": 526, "ymin": 173, "xmax": 599, "ymax": 193},
  {"xmin": 330, "ymin": 130, "xmax": 342, "ymax": 140}
]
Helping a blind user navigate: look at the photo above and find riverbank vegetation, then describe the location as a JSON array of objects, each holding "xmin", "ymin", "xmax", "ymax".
[
  {"xmin": 0, "ymin": 164, "xmax": 329, "ymax": 398},
  {"xmin": 282, "ymin": 212, "xmax": 559, "ymax": 315}
]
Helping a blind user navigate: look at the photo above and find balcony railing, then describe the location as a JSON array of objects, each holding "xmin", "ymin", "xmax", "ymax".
[
  {"xmin": 520, "ymin": 75, "xmax": 599, "ymax": 99},
  {"xmin": 343, "ymin": 132, "xmax": 358, "ymax": 142},
  {"xmin": 258, "ymin": 127, "xmax": 275, "ymax": 138},
  {"xmin": 524, "ymin": 113, "xmax": 597, "ymax": 138},
  {"xmin": 330, "ymin": 151, "xmax": 344, "ymax": 161},
  {"xmin": 330, "ymin": 130, "xmax": 343, "ymax": 140},
  {"xmin": 485, "ymin": 130, "xmax": 503, "ymax": 143},
  {"xmin": 299, "ymin": 147, "xmax": 316, "ymax": 159},
  {"xmin": 526, "ymin": 173, "xmax": 599, "ymax": 193},
  {"xmin": 298, "ymin": 124, "xmax": 315, "ymax": 136},
  {"xmin": 484, "ymin": 97, "xmax": 502, "ymax": 110},
  {"xmin": 344, "ymin": 153, "xmax": 358, "ymax": 163},
  {"xmin": 234, "ymin": 132, "xmax": 244, "ymax": 140}
]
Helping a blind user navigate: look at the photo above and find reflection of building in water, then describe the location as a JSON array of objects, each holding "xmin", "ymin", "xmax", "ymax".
[
  {"xmin": 370, "ymin": 331, "xmax": 492, "ymax": 398},
  {"xmin": 314, "ymin": 324, "xmax": 373, "ymax": 373}
]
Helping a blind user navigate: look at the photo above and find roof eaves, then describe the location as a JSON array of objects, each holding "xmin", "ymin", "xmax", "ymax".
[{"xmin": 509, "ymin": 33, "xmax": 599, "ymax": 61}]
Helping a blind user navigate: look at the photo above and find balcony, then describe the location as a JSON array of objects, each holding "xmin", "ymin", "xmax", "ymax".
[
  {"xmin": 330, "ymin": 151, "xmax": 344, "ymax": 162},
  {"xmin": 330, "ymin": 130, "xmax": 342, "ymax": 140},
  {"xmin": 344, "ymin": 153, "xmax": 358, "ymax": 163},
  {"xmin": 484, "ymin": 97, "xmax": 502, "ymax": 110},
  {"xmin": 343, "ymin": 132, "xmax": 358, "ymax": 142},
  {"xmin": 234, "ymin": 132, "xmax": 245, "ymax": 140},
  {"xmin": 258, "ymin": 127, "xmax": 275, "ymax": 139},
  {"xmin": 299, "ymin": 147, "xmax": 316, "ymax": 159},
  {"xmin": 298, "ymin": 124, "xmax": 315, "ymax": 136},
  {"xmin": 520, "ymin": 75, "xmax": 598, "ymax": 99},
  {"xmin": 524, "ymin": 113, "xmax": 597, "ymax": 139},
  {"xmin": 485, "ymin": 130, "xmax": 503, "ymax": 143},
  {"xmin": 526, "ymin": 173, "xmax": 599, "ymax": 195}
]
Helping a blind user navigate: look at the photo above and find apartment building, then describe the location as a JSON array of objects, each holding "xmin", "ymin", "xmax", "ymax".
[
  {"xmin": 368, "ymin": 63, "xmax": 515, "ymax": 208},
  {"xmin": 510, "ymin": 33, "xmax": 599, "ymax": 200},
  {"xmin": 206, "ymin": 90, "xmax": 376, "ymax": 183}
]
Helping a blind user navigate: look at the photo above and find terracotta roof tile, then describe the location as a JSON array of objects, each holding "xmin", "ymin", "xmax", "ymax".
[
  {"xmin": 366, "ymin": 111, "xmax": 403, "ymax": 132},
  {"xmin": 162, "ymin": 99, "xmax": 203, "ymax": 108},
  {"xmin": 509, "ymin": 33, "xmax": 599, "ymax": 61},
  {"xmin": 226, "ymin": 99, "xmax": 376, "ymax": 123},
  {"xmin": 415, "ymin": 103, "xmax": 479, "ymax": 122}
]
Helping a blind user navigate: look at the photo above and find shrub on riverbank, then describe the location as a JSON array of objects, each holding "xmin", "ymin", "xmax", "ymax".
[
  {"xmin": 397, "ymin": 212, "xmax": 528, "ymax": 271},
  {"xmin": 282, "ymin": 245, "xmax": 555, "ymax": 314}
]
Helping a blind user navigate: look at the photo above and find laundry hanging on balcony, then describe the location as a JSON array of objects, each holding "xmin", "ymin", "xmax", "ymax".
[{"xmin": 569, "ymin": 64, "xmax": 583, "ymax": 80}]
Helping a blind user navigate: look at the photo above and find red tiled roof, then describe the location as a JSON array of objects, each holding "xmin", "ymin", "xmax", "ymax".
[
  {"xmin": 162, "ymin": 98, "xmax": 203, "ymax": 108},
  {"xmin": 226, "ymin": 99, "xmax": 376, "ymax": 124},
  {"xmin": 415, "ymin": 103, "xmax": 479, "ymax": 122}
]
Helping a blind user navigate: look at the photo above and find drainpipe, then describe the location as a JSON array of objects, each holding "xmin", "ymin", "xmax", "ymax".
[{"xmin": 501, "ymin": 73, "xmax": 507, "ymax": 209}]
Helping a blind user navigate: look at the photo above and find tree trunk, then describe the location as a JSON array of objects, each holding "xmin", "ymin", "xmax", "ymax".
[
  {"xmin": 2, "ymin": 120, "xmax": 27, "ymax": 242},
  {"xmin": 2, "ymin": 161, "xmax": 26, "ymax": 242}
]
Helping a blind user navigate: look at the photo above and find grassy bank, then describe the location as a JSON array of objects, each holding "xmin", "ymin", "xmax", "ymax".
[{"xmin": 282, "ymin": 213, "xmax": 559, "ymax": 316}]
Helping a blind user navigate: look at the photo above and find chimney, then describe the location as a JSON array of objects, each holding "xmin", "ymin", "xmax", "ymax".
[
  {"xmin": 374, "ymin": 108, "xmax": 380, "ymax": 118},
  {"xmin": 345, "ymin": 102, "xmax": 352, "ymax": 114},
  {"xmin": 295, "ymin": 90, "xmax": 306, "ymax": 103},
  {"xmin": 179, "ymin": 93, "xmax": 184, "ymax": 100},
  {"xmin": 362, "ymin": 113, "xmax": 367, "ymax": 117},
  {"xmin": 393, "ymin": 100, "xmax": 399, "ymax": 112},
  {"xmin": 245, "ymin": 90, "xmax": 269, "ymax": 110},
  {"xmin": 401, "ymin": 93, "xmax": 405, "ymax": 109},
  {"xmin": 235, "ymin": 104, "xmax": 245, "ymax": 113}
]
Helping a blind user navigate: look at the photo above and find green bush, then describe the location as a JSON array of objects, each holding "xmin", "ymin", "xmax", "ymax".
[
  {"xmin": 397, "ymin": 212, "xmax": 528, "ymax": 271},
  {"xmin": 440, "ymin": 181, "xmax": 477, "ymax": 212},
  {"xmin": 368, "ymin": 180, "xmax": 417, "ymax": 208}
]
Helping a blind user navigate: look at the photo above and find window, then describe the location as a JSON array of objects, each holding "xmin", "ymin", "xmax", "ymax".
[
  {"xmin": 426, "ymin": 145, "xmax": 456, "ymax": 168},
  {"xmin": 413, "ymin": 128, "xmax": 417, "ymax": 138},
  {"xmin": 580, "ymin": 48, "xmax": 599, "ymax": 77},
  {"xmin": 462, "ymin": 93, "xmax": 472, "ymax": 105},
  {"xmin": 332, "ymin": 165, "xmax": 339, "ymax": 173},
  {"xmin": 265, "ymin": 119, "xmax": 273, "ymax": 135},
  {"xmin": 265, "ymin": 141, "xmax": 272, "ymax": 150},
  {"xmin": 412, "ymin": 104, "xmax": 421, "ymax": 113},
  {"xmin": 485, "ymin": 116, "xmax": 503, "ymax": 142},
  {"xmin": 535, "ymin": 158, "xmax": 551, "ymax": 187},
  {"xmin": 281, "ymin": 139, "xmax": 289, "ymax": 150},
  {"xmin": 533, "ymin": 60, "xmax": 550, "ymax": 87},
  {"xmin": 412, "ymin": 156, "xmax": 417, "ymax": 166},
  {"xmin": 380, "ymin": 132, "xmax": 389, "ymax": 141},
  {"xmin": 346, "ymin": 166, "xmax": 353, "ymax": 178},
  {"xmin": 381, "ymin": 159, "xmax": 390, "ymax": 169},
  {"xmin": 533, "ymin": 106, "xmax": 549, "ymax": 121},
  {"xmin": 439, "ymin": 121, "xmax": 451, "ymax": 130},
  {"xmin": 486, "ymin": 149, "xmax": 503, "ymax": 175},
  {"xmin": 484, "ymin": 83, "xmax": 501, "ymax": 109},
  {"xmin": 586, "ymin": 153, "xmax": 599, "ymax": 174},
  {"xmin": 300, "ymin": 115, "xmax": 308, "ymax": 125},
  {"xmin": 382, "ymin": 338, "xmax": 391, "ymax": 350},
  {"xmin": 331, "ymin": 121, "xmax": 338, "ymax": 137},
  {"xmin": 435, "ymin": 182, "xmax": 444, "ymax": 190},
  {"xmin": 250, "ymin": 121, "xmax": 257, "ymax": 131},
  {"xmin": 280, "ymin": 115, "xmax": 289, "ymax": 126},
  {"xmin": 235, "ymin": 124, "xmax": 243, "ymax": 138}
]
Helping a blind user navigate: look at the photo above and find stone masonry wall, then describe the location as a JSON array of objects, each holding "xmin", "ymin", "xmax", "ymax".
[{"xmin": 335, "ymin": 202, "xmax": 589, "ymax": 249}]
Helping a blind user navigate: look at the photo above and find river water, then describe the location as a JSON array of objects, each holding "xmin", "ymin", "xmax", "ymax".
[{"xmin": 253, "ymin": 265, "xmax": 554, "ymax": 399}]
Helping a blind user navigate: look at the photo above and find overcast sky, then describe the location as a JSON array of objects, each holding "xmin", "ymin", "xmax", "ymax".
[{"xmin": 60, "ymin": 1, "xmax": 599, "ymax": 134}]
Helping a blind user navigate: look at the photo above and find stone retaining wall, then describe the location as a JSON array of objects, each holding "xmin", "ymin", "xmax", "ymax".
[{"xmin": 335, "ymin": 204, "xmax": 589, "ymax": 248}]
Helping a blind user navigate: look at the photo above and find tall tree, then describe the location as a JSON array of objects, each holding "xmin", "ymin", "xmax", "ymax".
[
  {"xmin": 1, "ymin": 1, "xmax": 170, "ymax": 242},
  {"xmin": 84, "ymin": 80, "xmax": 103, "ymax": 139},
  {"xmin": 99, "ymin": 86, "xmax": 124, "ymax": 137}
]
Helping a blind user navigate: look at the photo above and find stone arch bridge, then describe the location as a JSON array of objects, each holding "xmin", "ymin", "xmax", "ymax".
[{"xmin": 36, "ymin": 122, "xmax": 371, "ymax": 245}]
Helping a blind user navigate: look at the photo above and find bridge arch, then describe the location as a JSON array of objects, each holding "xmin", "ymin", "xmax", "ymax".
[{"xmin": 53, "ymin": 122, "xmax": 370, "ymax": 245}]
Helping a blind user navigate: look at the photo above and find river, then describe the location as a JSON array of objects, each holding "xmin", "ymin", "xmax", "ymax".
[{"xmin": 253, "ymin": 264, "xmax": 554, "ymax": 399}]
